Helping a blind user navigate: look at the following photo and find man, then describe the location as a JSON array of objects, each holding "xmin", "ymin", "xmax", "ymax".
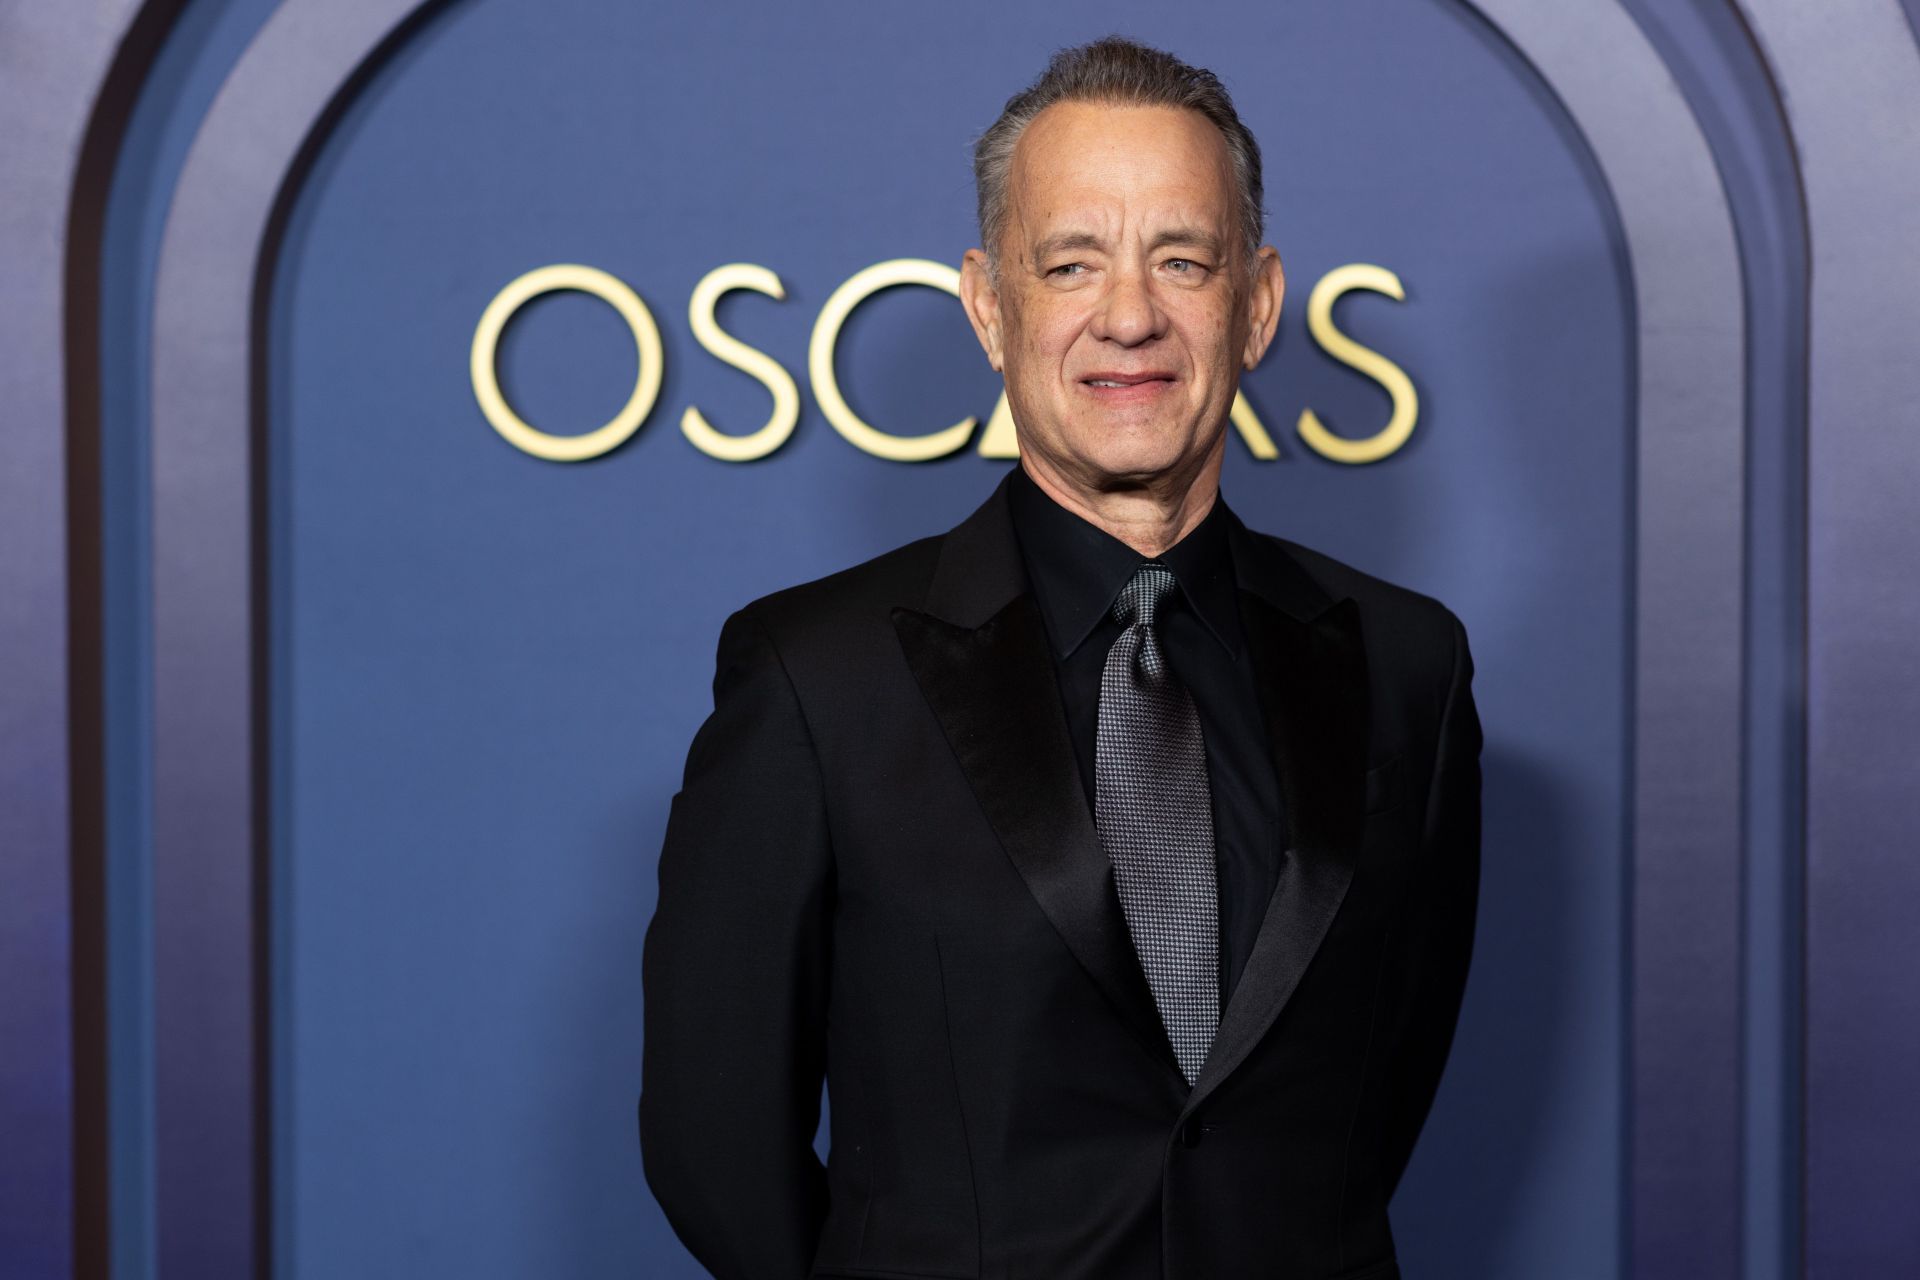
[{"xmin": 641, "ymin": 36, "xmax": 1480, "ymax": 1280}]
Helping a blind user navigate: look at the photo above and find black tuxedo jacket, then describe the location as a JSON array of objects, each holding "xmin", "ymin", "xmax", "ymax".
[{"xmin": 641, "ymin": 470, "xmax": 1481, "ymax": 1280}]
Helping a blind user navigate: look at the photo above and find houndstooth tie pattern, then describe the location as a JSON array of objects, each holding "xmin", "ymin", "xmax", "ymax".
[{"xmin": 1095, "ymin": 563, "xmax": 1220, "ymax": 1085}]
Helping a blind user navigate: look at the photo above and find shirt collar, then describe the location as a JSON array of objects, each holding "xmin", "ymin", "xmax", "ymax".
[{"xmin": 1005, "ymin": 463, "xmax": 1243, "ymax": 660}]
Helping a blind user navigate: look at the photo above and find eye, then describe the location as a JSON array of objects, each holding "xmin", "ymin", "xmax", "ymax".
[
  {"xmin": 1165, "ymin": 258, "xmax": 1199, "ymax": 274},
  {"xmin": 1048, "ymin": 262, "xmax": 1086, "ymax": 277}
]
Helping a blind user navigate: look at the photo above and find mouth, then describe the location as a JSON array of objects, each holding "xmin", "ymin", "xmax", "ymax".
[{"xmin": 1079, "ymin": 371, "xmax": 1176, "ymax": 403}]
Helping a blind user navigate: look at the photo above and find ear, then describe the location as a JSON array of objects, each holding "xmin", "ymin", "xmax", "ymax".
[
  {"xmin": 959, "ymin": 248, "xmax": 1006, "ymax": 372},
  {"xmin": 1241, "ymin": 245, "xmax": 1285, "ymax": 369}
]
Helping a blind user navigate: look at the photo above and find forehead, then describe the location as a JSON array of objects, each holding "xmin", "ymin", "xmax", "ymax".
[{"xmin": 1008, "ymin": 101, "xmax": 1236, "ymax": 237}]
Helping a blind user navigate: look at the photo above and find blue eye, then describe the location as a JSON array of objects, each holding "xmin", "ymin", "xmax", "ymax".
[{"xmin": 1050, "ymin": 263, "xmax": 1085, "ymax": 276}]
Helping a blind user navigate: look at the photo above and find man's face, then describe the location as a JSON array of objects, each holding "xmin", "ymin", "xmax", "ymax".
[{"xmin": 960, "ymin": 101, "xmax": 1284, "ymax": 495}]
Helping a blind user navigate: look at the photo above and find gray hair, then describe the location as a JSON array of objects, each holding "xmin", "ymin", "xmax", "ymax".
[{"xmin": 971, "ymin": 35, "xmax": 1266, "ymax": 284}]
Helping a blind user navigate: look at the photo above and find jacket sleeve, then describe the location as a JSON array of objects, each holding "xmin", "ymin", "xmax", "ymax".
[
  {"xmin": 640, "ymin": 603, "xmax": 833, "ymax": 1278},
  {"xmin": 1381, "ymin": 608, "xmax": 1483, "ymax": 1199}
]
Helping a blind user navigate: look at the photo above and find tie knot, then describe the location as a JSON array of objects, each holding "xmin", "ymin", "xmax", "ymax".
[
  {"xmin": 1112, "ymin": 562, "xmax": 1178, "ymax": 630},
  {"xmin": 1111, "ymin": 564, "xmax": 1180, "ymax": 683}
]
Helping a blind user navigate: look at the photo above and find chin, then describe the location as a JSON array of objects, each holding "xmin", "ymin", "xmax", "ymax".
[{"xmin": 1072, "ymin": 437, "xmax": 1196, "ymax": 486}]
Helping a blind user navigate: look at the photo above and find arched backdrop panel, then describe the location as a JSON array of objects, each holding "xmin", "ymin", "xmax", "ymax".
[
  {"xmin": 15, "ymin": 0, "xmax": 1920, "ymax": 1278},
  {"xmin": 266, "ymin": 2, "xmax": 1635, "ymax": 1277}
]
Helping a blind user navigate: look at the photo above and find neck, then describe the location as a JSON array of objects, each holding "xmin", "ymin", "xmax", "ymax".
[{"xmin": 1017, "ymin": 441, "xmax": 1224, "ymax": 558}]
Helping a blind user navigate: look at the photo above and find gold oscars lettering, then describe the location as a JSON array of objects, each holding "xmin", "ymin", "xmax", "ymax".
[
  {"xmin": 470, "ymin": 259, "xmax": 1418, "ymax": 465},
  {"xmin": 681, "ymin": 264, "xmax": 800, "ymax": 463}
]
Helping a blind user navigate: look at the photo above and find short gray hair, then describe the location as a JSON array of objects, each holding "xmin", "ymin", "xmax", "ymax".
[{"xmin": 971, "ymin": 35, "xmax": 1266, "ymax": 283}]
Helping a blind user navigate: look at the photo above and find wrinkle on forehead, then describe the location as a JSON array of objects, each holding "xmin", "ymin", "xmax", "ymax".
[{"xmin": 1004, "ymin": 101, "xmax": 1239, "ymax": 271}]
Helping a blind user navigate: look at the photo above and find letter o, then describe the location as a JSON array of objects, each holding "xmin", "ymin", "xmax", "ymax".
[{"xmin": 471, "ymin": 264, "xmax": 664, "ymax": 462}]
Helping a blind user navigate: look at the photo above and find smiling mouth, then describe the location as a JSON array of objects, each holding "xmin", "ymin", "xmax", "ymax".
[{"xmin": 1081, "ymin": 374, "xmax": 1175, "ymax": 400}]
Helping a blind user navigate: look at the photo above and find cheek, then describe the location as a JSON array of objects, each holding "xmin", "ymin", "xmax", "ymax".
[
  {"xmin": 1179, "ymin": 315, "xmax": 1238, "ymax": 376},
  {"xmin": 1013, "ymin": 307, "xmax": 1083, "ymax": 368}
]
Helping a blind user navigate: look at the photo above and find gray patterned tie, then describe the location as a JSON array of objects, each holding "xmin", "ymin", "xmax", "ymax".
[{"xmin": 1095, "ymin": 562, "xmax": 1220, "ymax": 1085}]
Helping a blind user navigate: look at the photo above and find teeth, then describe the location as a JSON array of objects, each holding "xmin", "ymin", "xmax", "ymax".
[{"xmin": 1090, "ymin": 380, "xmax": 1127, "ymax": 387}]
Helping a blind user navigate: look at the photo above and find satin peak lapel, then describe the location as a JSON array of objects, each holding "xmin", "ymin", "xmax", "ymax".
[
  {"xmin": 890, "ymin": 476, "xmax": 1183, "ymax": 1083},
  {"xmin": 1183, "ymin": 529, "xmax": 1370, "ymax": 1116}
]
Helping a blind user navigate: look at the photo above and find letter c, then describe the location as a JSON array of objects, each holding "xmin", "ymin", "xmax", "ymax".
[{"xmin": 809, "ymin": 259, "xmax": 977, "ymax": 462}]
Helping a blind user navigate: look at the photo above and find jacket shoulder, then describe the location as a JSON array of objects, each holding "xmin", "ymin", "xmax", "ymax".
[
  {"xmin": 728, "ymin": 529, "xmax": 945, "ymax": 649},
  {"xmin": 1251, "ymin": 530, "xmax": 1469, "ymax": 677}
]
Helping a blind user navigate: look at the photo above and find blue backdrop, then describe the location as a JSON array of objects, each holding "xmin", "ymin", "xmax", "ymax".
[
  {"xmin": 24, "ymin": 1, "xmax": 1920, "ymax": 1279},
  {"xmin": 266, "ymin": 3, "xmax": 1625, "ymax": 1274}
]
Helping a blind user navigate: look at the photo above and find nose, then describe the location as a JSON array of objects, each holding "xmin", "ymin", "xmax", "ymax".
[{"xmin": 1088, "ymin": 262, "xmax": 1166, "ymax": 346}]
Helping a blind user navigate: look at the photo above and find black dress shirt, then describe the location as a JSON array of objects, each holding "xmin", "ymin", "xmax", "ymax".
[{"xmin": 1004, "ymin": 464, "xmax": 1283, "ymax": 1010}]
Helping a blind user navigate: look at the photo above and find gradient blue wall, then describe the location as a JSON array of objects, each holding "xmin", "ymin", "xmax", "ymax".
[
  {"xmin": 6, "ymin": 1, "xmax": 1916, "ymax": 1278},
  {"xmin": 271, "ymin": 3, "xmax": 1627, "ymax": 1276}
]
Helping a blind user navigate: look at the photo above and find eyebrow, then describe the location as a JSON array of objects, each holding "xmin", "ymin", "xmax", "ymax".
[{"xmin": 1031, "ymin": 226, "xmax": 1225, "ymax": 262}]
